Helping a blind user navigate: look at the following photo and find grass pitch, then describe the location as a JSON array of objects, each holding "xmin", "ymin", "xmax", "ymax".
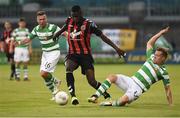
[{"xmin": 0, "ymin": 64, "xmax": 180, "ymax": 117}]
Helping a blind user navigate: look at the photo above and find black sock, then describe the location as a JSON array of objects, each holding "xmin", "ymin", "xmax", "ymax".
[
  {"xmin": 11, "ymin": 63, "xmax": 15, "ymax": 73},
  {"xmin": 11, "ymin": 63, "xmax": 15, "ymax": 77},
  {"xmin": 66, "ymin": 73, "xmax": 76, "ymax": 97},
  {"xmin": 94, "ymin": 82, "xmax": 101, "ymax": 90}
]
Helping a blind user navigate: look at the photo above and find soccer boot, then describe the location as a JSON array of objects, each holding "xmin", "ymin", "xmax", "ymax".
[
  {"xmin": 24, "ymin": 77, "xmax": 29, "ymax": 81},
  {"xmin": 100, "ymin": 101, "xmax": 112, "ymax": 106},
  {"xmin": 50, "ymin": 89, "xmax": 59, "ymax": 101},
  {"xmin": 88, "ymin": 94, "xmax": 98, "ymax": 103},
  {"xmin": 15, "ymin": 75, "xmax": 20, "ymax": 81},
  {"xmin": 71, "ymin": 96, "xmax": 79, "ymax": 105}
]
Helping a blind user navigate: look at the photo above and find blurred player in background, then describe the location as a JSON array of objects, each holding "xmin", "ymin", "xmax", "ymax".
[
  {"xmin": 10, "ymin": 18, "xmax": 32, "ymax": 81},
  {"xmin": 88, "ymin": 27, "xmax": 173, "ymax": 107},
  {"xmin": 16, "ymin": 11, "xmax": 61, "ymax": 100},
  {"xmin": 53, "ymin": 5, "xmax": 126, "ymax": 105},
  {"xmin": 0, "ymin": 21, "xmax": 15, "ymax": 80}
]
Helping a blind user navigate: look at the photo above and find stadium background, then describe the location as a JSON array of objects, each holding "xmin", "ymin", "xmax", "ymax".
[
  {"xmin": 0, "ymin": 0, "xmax": 180, "ymax": 64},
  {"xmin": 0, "ymin": 0, "xmax": 180, "ymax": 117}
]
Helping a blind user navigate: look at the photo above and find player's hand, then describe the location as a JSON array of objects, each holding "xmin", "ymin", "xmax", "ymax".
[
  {"xmin": 14, "ymin": 41, "xmax": 19, "ymax": 47},
  {"xmin": 53, "ymin": 36, "xmax": 59, "ymax": 42},
  {"xmin": 160, "ymin": 26, "xmax": 170, "ymax": 34},
  {"xmin": 117, "ymin": 48, "xmax": 126, "ymax": 58}
]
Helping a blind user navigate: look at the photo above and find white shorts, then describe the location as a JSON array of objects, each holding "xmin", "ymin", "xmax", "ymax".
[
  {"xmin": 115, "ymin": 74, "xmax": 143, "ymax": 103},
  {"xmin": 40, "ymin": 50, "xmax": 60, "ymax": 73},
  {"xmin": 14, "ymin": 47, "xmax": 30, "ymax": 62}
]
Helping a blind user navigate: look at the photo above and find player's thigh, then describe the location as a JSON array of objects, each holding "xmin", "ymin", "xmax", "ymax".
[
  {"xmin": 115, "ymin": 74, "xmax": 131, "ymax": 91},
  {"xmin": 125, "ymin": 80, "xmax": 143, "ymax": 103},
  {"xmin": 14, "ymin": 48, "xmax": 22, "ymax": 62},
  {"xmin": 80, "ymin": 55, "xmax": 94, "ymax": 75},
  {"xmin": 22, "ymin": 48, "xmax": 30, "ymax": 62},
  {"xmin": 40, "ymin": 50, "xmax": 60, "ymax": 72},
  {"xmin": 65, "ymin": 55, "xmax": 79, "ymax": 72}
]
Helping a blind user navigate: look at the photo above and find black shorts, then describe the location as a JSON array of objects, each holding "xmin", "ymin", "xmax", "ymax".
[
  {"xmin": 65, "ymin": 54, "xmax": 94, "ymax": 75},
  {"xmin": 6, "ymin": 52, "xmax": 14, "ymax": 62}
]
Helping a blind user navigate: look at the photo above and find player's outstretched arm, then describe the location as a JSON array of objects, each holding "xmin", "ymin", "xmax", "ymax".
[
  {"xmin": 147, "ymin": 26, "xmax": 169, "ymax": 51},
  {"xmin": 165, "ymin": 85, "xmax": 173, "ymax": 106},
  {"xmin": 100, "ymin": 33, "xmax": 126, "ymax": 58},
  {"xmin": 53, "ymin": 26, "xmax": 66, "ymax": 42}
]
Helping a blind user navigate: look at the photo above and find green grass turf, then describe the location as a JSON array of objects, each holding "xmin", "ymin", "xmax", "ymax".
[{"xmin": 0, "ymin": 64, "xmax": 180, "ymax": 117}]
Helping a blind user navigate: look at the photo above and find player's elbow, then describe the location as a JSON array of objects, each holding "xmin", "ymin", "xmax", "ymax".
[{"xmin": 146, "ymin": 42, "xmax": 153, "ymax": 49}]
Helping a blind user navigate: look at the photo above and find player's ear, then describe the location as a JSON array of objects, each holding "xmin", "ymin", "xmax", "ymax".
[{"xmin": 36, "ymin": 16, "xmax": 38, "ymax": 23}]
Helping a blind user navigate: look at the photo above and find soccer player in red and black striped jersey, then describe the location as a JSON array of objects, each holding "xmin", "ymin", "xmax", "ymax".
[
  {"xmin": 53, "ymin": 5, "xmax": 126, "ymax": 105},
  {"xmin": 0, "ymin": 21, "xmax": 15, "ymax": 80}
]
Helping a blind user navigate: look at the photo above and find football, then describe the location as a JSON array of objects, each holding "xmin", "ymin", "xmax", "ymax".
[{"xmin": 55, "ymin": 91, "xmax": 69, "ymax": 105}]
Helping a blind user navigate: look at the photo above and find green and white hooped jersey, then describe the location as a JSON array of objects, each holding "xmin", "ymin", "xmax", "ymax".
[
  {"xmin": 132, "ymin": 48, "xmax": 170, "ymax": 92},
  {"xmin": 28, "ymin": 23, "xmax": 60, "ymax": 52},
  {"xmin": 12, "ymin": 28, "xmax": 30, "ymax": 48}
]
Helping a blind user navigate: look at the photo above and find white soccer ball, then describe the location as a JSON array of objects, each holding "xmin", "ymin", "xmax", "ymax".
[{"xmin": 55, "ymin": 91, "xmax": 69, "ymax": 105}]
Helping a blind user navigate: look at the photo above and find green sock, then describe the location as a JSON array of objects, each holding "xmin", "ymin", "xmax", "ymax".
[
  {"xmin": 95, "ymin": 79, "xmax": 111, "ymax": 97},
  {"xmin": 23, "ymin": 66, "xmax": 28, "ymax": 78},
  {"xmin": 112, "ymin": 99, "xmax": 125, "ymax": 107},
  {"xmin": 15, "ymin": 66, "xmax": 20, "ymax": 78},
  {"xmin": 44, "ymin": 73, "xmax": 55, "ymax": 92}
]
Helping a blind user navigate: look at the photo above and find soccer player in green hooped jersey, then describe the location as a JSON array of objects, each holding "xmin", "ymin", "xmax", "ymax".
[
  {"xmin": 10, "ymin": 18, "xmax": 32, "ymax": 81},
  {"xmin": 88, "ymin": 27, "xmax": 173, "ymax": 107},
  {"xmin": 15, "ymin": 11, "xmax": 61, "ymax": 100}
]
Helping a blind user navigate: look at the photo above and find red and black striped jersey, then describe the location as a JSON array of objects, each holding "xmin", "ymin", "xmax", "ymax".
[
  {"xmin": 64, "ymin": 17, "xmax": 102, "ymax": 54},
  {"xmin": 0, "ymin": 30, "xmax": 13, "ymax": 53}
]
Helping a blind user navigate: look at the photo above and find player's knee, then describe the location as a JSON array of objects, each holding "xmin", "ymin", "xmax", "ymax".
[
  {"xmin": 40, "ymin": 71, "xmax": 48, "ymax": 78},
  {"xmin": 65, "ymin": 66, "xmax": 74, "ymax": 73},
  {"xmin": 107, "ymin": 74, "xmax": 117, "ymax": 83},
  {"xmin": 116, "ymin": 95, "xmax": 129, "ymax": 106}
]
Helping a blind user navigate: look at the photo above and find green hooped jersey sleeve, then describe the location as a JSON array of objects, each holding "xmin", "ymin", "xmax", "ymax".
[
  {"xmin": 132, "ymin": 47, "xmax": 170, "ymax": 91},
  {"xmin": 28, "ymin": 24, "xmax": 61, "ymax": 52},
  {"xmin": 146, "ymin": 48, "xmax": 154, "ymax": 59}
]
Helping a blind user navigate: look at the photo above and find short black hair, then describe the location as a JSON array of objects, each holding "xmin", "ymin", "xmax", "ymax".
[
  {"xmin": 36, "ymin": 10, "xmax": 46, "ymax": 16},
  {"xmin": 71, "ymin": 5, "xmax": 81, "ymax": 12},
  {"xmin": 19, "ymin": 17, "xmax": 25, "ymax": 22}
]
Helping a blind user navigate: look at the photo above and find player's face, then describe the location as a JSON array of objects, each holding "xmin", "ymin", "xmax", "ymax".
[
  {"xmin": 18, "ymin": 21, "xmax": 26, "ymax": 28},
  {"xmin": 37, "ymin": 15, "xmax": 47, "ymax": 27},
  {"xmin": 71, "ymin": 11, "xmax": 81, "ymax": 22},
  {"xmin": 4, "ymin": 22, "xmax": 11, "ymax": 30},
  {"xmin": 153, "ymin": 50, "xmax": 166, "ymax": 65}
]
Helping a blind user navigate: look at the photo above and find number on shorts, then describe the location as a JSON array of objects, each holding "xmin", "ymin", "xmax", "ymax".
[
  {"xmin": 134, "ymin": 91, "xmax": 139, "ymax": 100},
  {"xmin": 45, "ymin": 62, "xmax": 51, "ymax": 69}
]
